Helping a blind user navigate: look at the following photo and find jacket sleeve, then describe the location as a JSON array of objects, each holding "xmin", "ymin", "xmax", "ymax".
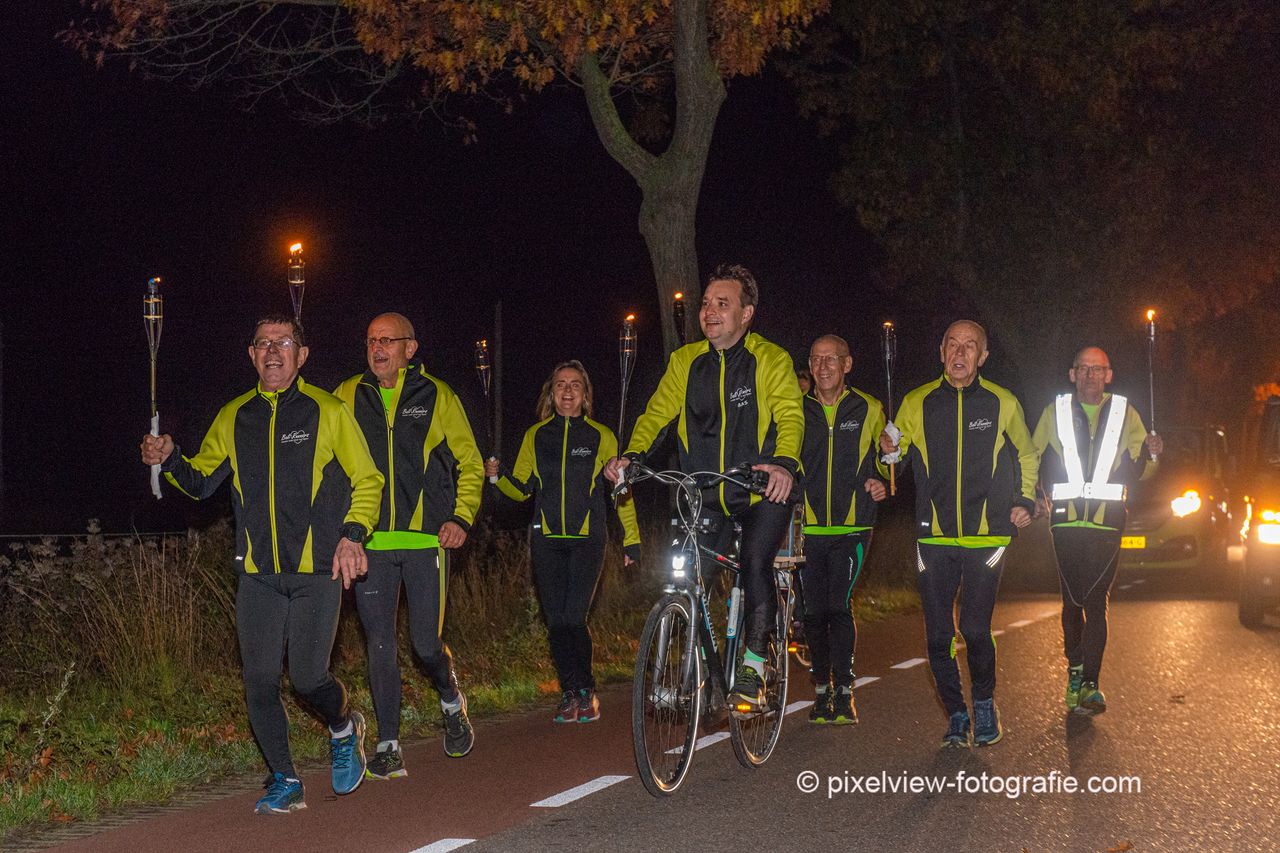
[
  {"xmin": 598, "ymin": 427, "xmax": 641, "ymax": 561},
  {"xmin": 496, "ymin": 426, "xmax": 537, "ymax": 502},
  {"xmin": 862, "ymin": 395, "xmax": 889, "ymax": 481},
  {"xmin": 1003, "ymin": 395, "xmax": 1040, "ymax": 507},
  {"xmin": 1122, "ymin": 403, "xmax": 1158, "ymax": 483},
  {"xmin": 162, "ymin": 404, "xmax": 235, "ymax": 500},
  {"xmin": 441, "ymin": 386, "xmax": 484, "ymax": 530},
  {"xmin": 762, "ymin": 347, "xmax": 804, "ymax": 474},
  {"xmin": 330, "ymin": 401, "xmax": 384, "ymax": 534},
  {"xmin": 893, "ymin": 389, "xmax": 921, "ymax": 469},
  {"xmin": 625, "ymin": 350, "xmax": 688, "ymax": 461},
  {"xmin": 1031, "ymin": 403, "xmax": 1058, "ymax": 489}
]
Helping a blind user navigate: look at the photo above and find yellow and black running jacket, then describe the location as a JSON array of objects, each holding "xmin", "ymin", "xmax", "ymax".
[
  {"xmin": 162, "ymin": 377, "xmax": 383, "ymax": 574},
  {"xmin": 625, "ymin": 332, "xmax": 804, "ymax": 515},
  {"xmin": 800, "ymin": 387, "xmax": 887, "ymax": 532},
  {"xmin": 334, "ymin": 360, "xmax": 484, "ymax": 538},
  {"xmin": 496, "ymin": 414, "xmax": 641, "ymax": 560},
  {"xmin": 1032, "ymin": 393, "xmax": 1155, "ymax": 530},
  {"xmin": 895, "ymin": 374, "xmax": 1038, "ymax": 544}
]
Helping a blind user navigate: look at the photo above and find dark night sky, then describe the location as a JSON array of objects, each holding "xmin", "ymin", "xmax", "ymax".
[{"xmin": 1, "ymin": 3, "xmax": 1008, "ymax": 534}]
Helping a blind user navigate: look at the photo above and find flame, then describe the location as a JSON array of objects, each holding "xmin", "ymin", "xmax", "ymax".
[
  {"xmin": 289, "ymin": 242, "xmax": 303, "ymax": 255},
  {"xmin": 625, "ymin": 313, "xmax": 636, "ymax": 323},
  {"xmin": 674, "ymin": 292, "xmax": 684, "ymax": 300},
  {"xmin": 1145, "ymin": 308, "xmax": 1155, "ymax": 322},
  {"xmin": 883, "ymin": 321, "xmax": 894, "ymax": 330}
]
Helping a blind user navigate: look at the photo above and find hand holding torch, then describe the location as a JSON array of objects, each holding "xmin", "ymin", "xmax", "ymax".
[
  {"xmin": 475, "ymin": 338, "xmax": 498, "ymax": 483},
  {"xmin": 881, "ymin": 321, "xmax": 898, "ymax": 495},
  {"xmin": 287, "ymin": 243, "xmax": 305, "ymax": 325},
  {"xmin": 143, "ymin": 276, "xmax": 164, "ymax": 500}
]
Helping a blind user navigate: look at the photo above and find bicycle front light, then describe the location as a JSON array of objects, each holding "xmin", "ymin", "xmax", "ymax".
[
  {"xmin": 1170, "ymin": 489, "xmax": 1202, "ymax": 518},
  {"xmin": 671, "ymin": 554, "xmax": 687, "ymax": 579}
]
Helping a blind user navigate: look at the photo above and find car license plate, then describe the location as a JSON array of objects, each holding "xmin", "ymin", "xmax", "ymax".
[{"xmin": 1120, "ymin": 536, "xmax": 1146, "ymax": 549}]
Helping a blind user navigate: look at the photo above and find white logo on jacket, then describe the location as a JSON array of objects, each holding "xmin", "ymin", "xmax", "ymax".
[
  {"xmin": 839, "ymin": 419, "xmax": 860, "ymax": 432},
  {"xmin": 968, "ymin": 418, "xmax": 993, "ymax": 432},
  {"xmin": 401, "ymin": 405, "xmax": 430, "ymax": 419},
  {"xmin": 571, "ymin": 446, "xmax": 592, "ymax": 457},
  {"xmin": 281, "ymin": 429, "xmax": 312, "ymax": 445},
  {"xmin": 730, "ymin": 386, "xmax": 753, "ymax": 408}
]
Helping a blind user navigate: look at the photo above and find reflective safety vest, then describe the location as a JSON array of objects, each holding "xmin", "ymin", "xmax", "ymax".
[{"xmin": 1051, "ymin": 393, "xmax": 1127, "ymax": 502}]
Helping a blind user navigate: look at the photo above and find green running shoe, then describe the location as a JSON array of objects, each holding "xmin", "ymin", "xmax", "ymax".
[
  {"xmin": 830, "ymin": 686, "xmax": 858, "ymax": 725},
  {"xmin": 1076, "ymin": 681, "xmax": 1107, "ymax": 715},
  {"xmin": 1065, "ymin": 664, "xmax": 1084, "ymax": 711},
  {"xmin": 365, "ymin": 744, "xmax": 407, "ymax": 780},
  {"xmin": 808, "ymin": 688, "xmax": 834, "ymax": 724}
]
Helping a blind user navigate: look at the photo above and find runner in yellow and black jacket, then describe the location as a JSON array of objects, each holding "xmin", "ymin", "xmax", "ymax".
[
  {"xmin": 798, "ymin": 334, "xmax": 888, "ymax": 724},
  {"xmin": 488, "ymin": 360, "xmax": 640, "ymax": 724},
  {"xmin": 880, "ymin": 320, "xmax": 1038, "ymax": 749},
  {"xmin": 334, "ymin": 312, "xmax": 484, "ymax": 775},
  {"xmin": 142, "ymin": 313, "xmax": 382, "ymax": 811},
  {"xmin": 605, "ymin": 264, "xmax": 804, "ymax": 711},
  {"xmin": 1032, "ymin": 346, "xmax": 1161, "ymax": 716}
]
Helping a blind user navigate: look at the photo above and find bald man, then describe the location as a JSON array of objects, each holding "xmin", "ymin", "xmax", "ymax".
[
  {"xmin": 879, "ymin": 320, "xmax": 1039, "ymax": 748},
  {"xmin": 799, "ymin": 334, "xmax": 888, "ymax": 724},
  {"xmin": 1032, "ymin": 346, "xmax": 1161, "ymax": 716},
  {"xmin": 334, "ymin": 313, "xmax": 484, "ymax": 777}
]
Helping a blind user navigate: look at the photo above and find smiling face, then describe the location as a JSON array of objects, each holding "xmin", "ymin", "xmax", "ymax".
[
  {"xmin": 808, "ymin": 336, "xmax": 852, "ymax": 399},
  {"xmin": 248, "ymin": 321, "xmax": 308, "ymax": 392},
  {"xmin": 365, "ymin": 313, "xmax": 418, "ymax": 387},
  {"xmin": 939, "ymin": 320, "xmax": 989, "ymax": 388},
  {"xmin": 551, "ymin": 367, "xmax": 586, "ymax": 417},
  {"xmin": 700, "ymin": 279, "xmax": 754, "ymax": 350},
  {"xmin": 1069, "ymin": 346, "xmax": 1113, "ymax": 405}
]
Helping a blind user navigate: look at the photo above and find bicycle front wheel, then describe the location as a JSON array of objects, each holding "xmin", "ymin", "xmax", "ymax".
[
  {"xmin": 729, "ymin": 595, "xmax": 790, "ymax": 768},
  {"xmin": 632, "ymin": 594, "xmax": 703, "ymax": 796}
]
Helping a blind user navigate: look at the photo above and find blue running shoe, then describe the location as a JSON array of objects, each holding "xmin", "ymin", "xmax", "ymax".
[
  {"xmin": 973, "ymin": 698, "xmax": 1003, "ymax": 746},
  {"xmin": 255, "ymin": 773, "xmax": 305, "ymax": 814},
  {"xmin": 330, "ymin": 711, "xmax": 367, "ymax": 795},
  {"xmin": 941, "ymin": 710, "xmax": 971, "ymax": 748}
]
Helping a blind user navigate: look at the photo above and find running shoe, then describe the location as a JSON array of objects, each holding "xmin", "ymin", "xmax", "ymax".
[
  {"xmin": 1076, "ymin": 681, "xmax": 1107, "ymax": 715},
  {"xmin": 553, "ymin": 690, "xmax": 578, "ymax": 724},
  {"xmin": 730, "ymin": 665, "xmax": 765, "ymax": 712},
  {"xmin": 973, "ymin": 698, "xmax": 1003, "ymax": 746},
  {"xmin": 366, "ymin": 744, "xmax": 407, "ymax": 780},
  {"xmin": 808, "ymin": 689, "xmax": 834, "ymax": 724},
  {"xmin": 330, "ymin": 711, "xmax": 368, "ymax": 795},
  {"xmin": 831, "ymin": 686, "xmax": 858, "ymax": 725},
  {"xmin": 576, "ymin": 688, "xmax": 601, "ymax": 723},
  {"xmin": 942, "ymin": 710, "xmax": 971, "ymax": 749},
  {"xmin": 1065, "ymin": 664, "xmax": 1084, "ymax": 711},
  {"xmin": 255, "ymin": 773, "xmax": 305, "ymax": 814},
  {"xmin": 443, "ymin": 692, "xmax": 475, "ymax": 757}
]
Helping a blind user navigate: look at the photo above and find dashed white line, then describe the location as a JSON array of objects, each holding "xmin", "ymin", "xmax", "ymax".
[
  {"xmin": 531, "ymin": 775, "xmax": 630, "ymax": 808},
  {"xmin": 785, "ymin": 700, "xmax": 813, "ymax": 715},
  {"xmin": 890, "ymin": 658, "xmax": 927, "ymax": 669},
  {"xmin": 853, "ymin": 676, "xmax": 880, "ymax": 688},
  {"xmin": 1132, "ymin": 579, "xmax": 1146, "ymax": 584},
  {"xmin": 409, "ymin": 840, "xmax": 475, "ymax": 853},
  {"xmin": 1008, "ymin": 619, "xmax": 1033, "ymax": 629},
  {"xmin": 666, "ymin": 731, "xmax": 731, "ymax": 754},
  {"xmin": 991, "ymin": 629, "xmax": 1005, "ymax": 636},
  {"xmin": 1119, "ymin": 584, "xmax": 1132, "ymax": 590},
  {"xmin": 1036, "ymin": 610, "xmax": 1058, "ymax": 620}
]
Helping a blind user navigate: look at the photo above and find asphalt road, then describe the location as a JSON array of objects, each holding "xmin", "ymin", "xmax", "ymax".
[{"xmin": 21, "ymin": 557, "xmax": 1280, "ymax": 853}]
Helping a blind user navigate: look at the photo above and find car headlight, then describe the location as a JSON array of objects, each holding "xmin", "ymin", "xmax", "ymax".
[
  {"xmin": 1257, "ymin": 509, "xmax": 1280, "ymax": 545},
  {"xmin": 1170, "ymin": 490, "xmax": 1202, "ymax": 518}
]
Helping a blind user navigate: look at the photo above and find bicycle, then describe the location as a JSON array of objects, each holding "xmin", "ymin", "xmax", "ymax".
[{"xmin": 617, "ymin": 461, "xmax": 799, "ymax": 796}]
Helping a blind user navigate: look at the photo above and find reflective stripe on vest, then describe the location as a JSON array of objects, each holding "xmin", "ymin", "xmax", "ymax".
[{"xmin": 1051, "ymin": 393, "xmax": 1127, "ymax": 502}]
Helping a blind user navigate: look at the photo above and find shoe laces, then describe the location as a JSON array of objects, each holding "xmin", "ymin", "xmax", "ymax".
[
  {"xmin": 330, "ymin": 733, "xmax": 354, "ymax": 770},
  {"xmin": 265, "ymin": 774, "xmax": 296, "ymax": 797},
  {"xmin": 445, "ymin": 708, "xmax": 466, "ymax": 736},
  {"xmin": 557, "ymin": 691, "xmax": 576, "ymax": 713}
]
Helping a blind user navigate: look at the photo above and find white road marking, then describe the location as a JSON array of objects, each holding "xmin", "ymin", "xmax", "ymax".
[
  {"xmin": 991, "ymin": 629, "xmax": 1005, "ymax": 636},
  {"xmin": 1008, "ymin": 619, "xmax": 1033, "ymax": 629},
  {"xmin": 853, "ymin": 676, "xmax": 880, "ymax": 688},
  {"xmin": 1037, "ymin": 610, "xmax": 1058, "ymax": 620},
  {"xmin": 1119, "ymin": 584, "xmax": 1132, "ymax": 590},
  {"xmin": 666, "ymin": 731, "xmax": 730, "ymax": 755},
  {"xmin": 531, "ymin": 775, "xmax": 630, "ymax": 808},
  {"xmin": 1132, "ymin": 579, "xmax": 1146, "ymax": 584},
  {"xmin": 409, "ymin": 840, "xmax": 475, "ymax": 853},
  {"xmin": 891, "ymin": 658, "xmax": 927, "ymax": 669},
  {"xmin": 785, "ymin": 700, "xmax": 813, "ymax": 715}
]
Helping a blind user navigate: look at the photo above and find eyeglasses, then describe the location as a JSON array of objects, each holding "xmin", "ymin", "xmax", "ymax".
[
  {"xmin": 252, "ymin": 338, "xmax": 297, "ymax": 351},
  {"xmin": 1073, "ymin": 365, "xmax": 1110, "ymax": 377},
  {"xmin": 366, "ymin": 336, "xmax": 412, "ymax": 348},
  {"xmin": 809, "ymin": 355, "xmax": 844, "ymax": 368}
]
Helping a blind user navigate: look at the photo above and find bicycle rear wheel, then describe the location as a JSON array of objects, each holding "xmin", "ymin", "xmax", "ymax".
[
  {"xmin": 632, "ymin": 594, "xmax": 703, "ymax": 795},
  {"xmin": 729, "ymin": 591, "xmax": 790, "ymax": 767}
]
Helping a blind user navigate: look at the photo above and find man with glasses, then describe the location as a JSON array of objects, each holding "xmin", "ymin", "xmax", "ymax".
[
  {"xmin": 334, "ymin": 312, "xmax": 484, "ymax": 778},
  {"xmin": 879, "ymin": 320, "xmax": 1039, "ymax": 748},
  {"xmin": 1032, "ymin": 347, "xmax": 1162, "ymax": 715},
  {"xmin": 799, "ymin": 335, "xmax": 888, "ymax": 724},
  {"xmin": 140, "ymin": 313, "xmax": 383, "ymax": 814}
]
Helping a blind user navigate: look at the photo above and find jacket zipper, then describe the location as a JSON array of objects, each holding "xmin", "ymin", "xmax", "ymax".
[
  {"xmin": 560, "ymin": 416, "xmax": 569, "ymax": 535},
  {"xmin": 268, "ymin": 394, "xmax": 281, "ymax": 574},
  {"xmin": 955, "ymin": 386, "xmax": 964, "ymax": 537},
  {"xmin": 718, "ymin": 353, "xmax": 729, "ymax": 514}
]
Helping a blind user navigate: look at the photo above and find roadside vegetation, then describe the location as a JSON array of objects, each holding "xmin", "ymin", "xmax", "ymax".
[{"xmin": 0, "ymin": 512, "xmax": 921, "ymax": 837}]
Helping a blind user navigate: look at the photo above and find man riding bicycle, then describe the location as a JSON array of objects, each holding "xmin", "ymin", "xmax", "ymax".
[{"xmin": 604, "ymin": 264, "xmax": 804, "ymax": 710}]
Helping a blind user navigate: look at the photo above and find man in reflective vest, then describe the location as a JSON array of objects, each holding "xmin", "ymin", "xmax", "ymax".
[{"xmin": 1032, "ymin": 346, "xmax": 1162, "ymax": 715}]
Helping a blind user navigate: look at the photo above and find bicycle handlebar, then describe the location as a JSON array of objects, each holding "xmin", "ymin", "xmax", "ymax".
[{"xmin": 611, "ymin": 460, "xmax": 768, "ymax": 501}]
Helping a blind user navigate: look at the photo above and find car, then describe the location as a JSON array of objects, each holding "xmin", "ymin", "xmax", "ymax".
[
  {"xmin": 1237, "ymin": 395, "xmax": 1280, "ymax": 627},
  {"xmin": 1118, "ymin": 425, "xmax": 1233, "ymax": 572}
]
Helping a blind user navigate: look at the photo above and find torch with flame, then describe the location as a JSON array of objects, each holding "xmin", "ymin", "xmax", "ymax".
[
  {"xmin": 882, "ymin": 321, "xmax": 898, "ymax": 495},
  {"xmin": 287, "ymin": 243, "xmax": 305, "ymax": 324},
  {"xmin": 475, "ymin": 338, "xmax": 498, "ymax": 483},
  {"xmin": 1145, "ymin": 308, "xmax": 1159, "ymax": 460},
  {"xmin": 618, "ymin": 313, "xmax": 637, "ymax": 447},
  {"xmin": 144, "ymin": 276, "xmax": 164, "ymax": 499},
  {"xmin": 672, "ymin": 292, "xmax": 686, "ymax": 346}
]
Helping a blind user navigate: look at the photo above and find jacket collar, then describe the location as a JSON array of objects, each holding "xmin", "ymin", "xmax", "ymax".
[{"xmin": 936, "ymin": 372, "xmax": 980, "ymax": 395}]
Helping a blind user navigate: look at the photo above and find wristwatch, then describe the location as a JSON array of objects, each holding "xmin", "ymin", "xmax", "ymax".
[{"xmin": 340, "ymin": 522, "xmax": 366, "ymax": 544}]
